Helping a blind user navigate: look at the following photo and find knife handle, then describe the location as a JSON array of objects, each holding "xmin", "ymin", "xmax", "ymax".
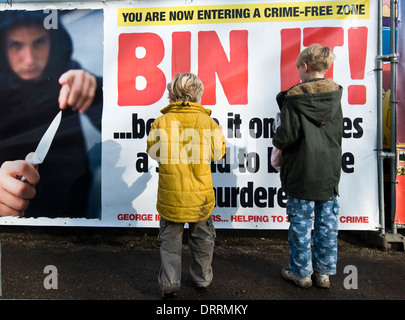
[{"xmin": 20, "ymin": 158, "xmax": 37, "ymax": 183}]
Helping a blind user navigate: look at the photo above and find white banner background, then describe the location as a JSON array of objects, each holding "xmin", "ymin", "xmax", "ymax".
[{"xmin": 102, "ymin": 0, "xmax": 379, "ymax": 230}]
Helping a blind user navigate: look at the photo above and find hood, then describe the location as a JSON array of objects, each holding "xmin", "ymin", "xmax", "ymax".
[
  {"xmin": 160, "ymin": 101, "xmax": 212, "ymax": 116},
  {"xmin": 283, "ymin": 78, "xmax": 342, "ymax": 127},
  {"xmin": 0, "ymin": 10, "xmax": 73, "ymax": 80}
]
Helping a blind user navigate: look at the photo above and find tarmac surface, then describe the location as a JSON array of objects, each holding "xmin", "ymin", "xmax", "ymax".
[{"xmin": 0, "ymin": 226, "xmax": 404, "ymax": 315}]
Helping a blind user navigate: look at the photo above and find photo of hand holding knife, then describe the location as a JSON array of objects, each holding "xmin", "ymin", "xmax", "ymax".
[{"xmin": 0, "ymin": 10, "xmax": 103, "ymax": 218}]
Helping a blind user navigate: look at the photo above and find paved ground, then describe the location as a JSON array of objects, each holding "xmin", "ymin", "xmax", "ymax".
[{"xmin": 0, "ymin": 226, "xmax": 404, "ymax": 315}]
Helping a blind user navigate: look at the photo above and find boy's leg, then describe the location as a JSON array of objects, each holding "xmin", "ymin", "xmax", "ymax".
[
  {"xmin": 286, "ymin": 196, "xmax": 314, "ymax": 277},
  {"xmin": 313, "ymin": 196, "xmax": 339, "ymax": 275},
  {"xmin": 157, "ymin": 218, "xmax": 184, "ymax": 295},
  {"xmin": 188, "ymin": 216, "xmax": 216, "ymax": 288}
]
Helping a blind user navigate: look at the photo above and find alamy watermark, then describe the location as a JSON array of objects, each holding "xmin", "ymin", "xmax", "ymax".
[
  {"xmin": 43, "ymin": 265, "xmax": 58, "ymax": 290},
  {"xmin": 40, "ymin": 264, "xmax": 357, "ymax": 292},
  {"xmin": 343, "ymin": 265, "xmax": 358, "ymax": 289},
  {"xmin": 43, "ymin": 7, "xmax": 58, "ymax": 30},
  {"xmin": 147, "ymin": 122, "xmax": 262, "ymax": 168}
]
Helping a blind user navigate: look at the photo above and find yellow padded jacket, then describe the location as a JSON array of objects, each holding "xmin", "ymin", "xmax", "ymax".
[{"xmin": 146, "ymin": 102, "xmax": 226, "ymax": 223}]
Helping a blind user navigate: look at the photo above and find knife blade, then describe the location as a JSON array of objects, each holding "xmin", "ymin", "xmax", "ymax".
[{"xmin": 21, "ymin": 111, "xmax": 62, "ymax": 182}]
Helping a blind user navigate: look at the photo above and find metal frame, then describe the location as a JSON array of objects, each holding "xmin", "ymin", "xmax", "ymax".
[{"xmin": 377, "ymin": 0, "xmax": 400, "ymax": 235}]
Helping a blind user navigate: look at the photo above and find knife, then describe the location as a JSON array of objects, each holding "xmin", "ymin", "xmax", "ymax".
[{"xmin": 21, "ymin": 111, "xmax": 62, "ymax": 182}]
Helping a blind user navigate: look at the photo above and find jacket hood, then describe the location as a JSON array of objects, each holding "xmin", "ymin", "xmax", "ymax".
[
  {"xmin": 281, "ymin": 78, "xmax": 342, "ymax": 127},
  {"xmin": 0, "ymin": 10, "xmax": 73, "ymax": 81},
  {"xmin": 160, "ymin": 101, "xmax": 212, "ymax": 116}
]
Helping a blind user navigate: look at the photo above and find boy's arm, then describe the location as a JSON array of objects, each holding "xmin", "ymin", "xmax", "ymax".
[
  {"xmin": 146, "ymin": 121, "xmax": 161, "ymax": 161},
  {"xmin": 210, "ymin": 120, "xmax": 226, "ymax": 162},
  {"xmin": 272, "ymin": 105, "xmax": 301, "ymax": 151}
]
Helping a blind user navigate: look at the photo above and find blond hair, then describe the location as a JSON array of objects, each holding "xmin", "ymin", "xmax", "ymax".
[
  {"xmin": 296, "ymin": 44, "xmax": 335, "ymax": 73},
  {"xmin": 167, "ymin": 73, "xmax": 204, "ymax": 103}
]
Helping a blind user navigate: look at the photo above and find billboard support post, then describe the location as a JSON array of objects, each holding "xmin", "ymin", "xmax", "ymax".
[
  {"xmin": 377, "ymin": 0, "xmax": 398, "ymax": 235},
  {"xmin": 374, "ymin": 0, "xmax": 405, "ymax": 250}
]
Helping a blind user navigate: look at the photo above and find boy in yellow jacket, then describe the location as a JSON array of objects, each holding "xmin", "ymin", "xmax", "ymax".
[{"xmin": 147, "ymin": 73, "xmax": 226, "ymax": 299}]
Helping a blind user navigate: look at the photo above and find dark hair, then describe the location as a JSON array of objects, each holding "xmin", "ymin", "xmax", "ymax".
[{"xmin": 0, "ymin": 10, "xmax": 73, "ymax": 79}]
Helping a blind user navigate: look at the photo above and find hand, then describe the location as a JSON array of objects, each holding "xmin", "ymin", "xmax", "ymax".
[
  {"xmin": 0, "ymin": 157, "xmax": 40, "ymax": 217},
  {"xmin": 58, "ymin": 69, "xmax": 97, "ymax": 114}
]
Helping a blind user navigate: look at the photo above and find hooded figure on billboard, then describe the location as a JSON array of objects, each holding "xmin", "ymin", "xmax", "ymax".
[{"xmin": 0, "ymin": 10, "xmax": 102, "ymax": 218}]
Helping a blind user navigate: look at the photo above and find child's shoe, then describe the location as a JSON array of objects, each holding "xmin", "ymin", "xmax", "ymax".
[
  {"xmin": 281, "ymin": 267, "xmax": 312, "ymax": 288},
  {"xmin": 313, "ymin": 272, "xmax": 330, "ymax": 289},
  {"xmin": 161, "ymin": 291, "xmax": 178, "ymax": 299}
]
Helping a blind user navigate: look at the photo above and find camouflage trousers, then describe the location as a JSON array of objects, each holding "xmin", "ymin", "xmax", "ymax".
[{"xmin": 286, "ymin": 195, "xmax": 339, "ymax": 277}]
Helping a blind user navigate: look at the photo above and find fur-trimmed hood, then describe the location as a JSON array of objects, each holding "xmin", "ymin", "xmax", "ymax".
[{"xmin": 277, "ymin": 78, "xmax": 343, "ymax": 127}]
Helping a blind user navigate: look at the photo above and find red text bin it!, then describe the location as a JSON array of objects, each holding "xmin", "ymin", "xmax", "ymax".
[
  {"xmin": 118, "ymin": 33, "xmax": 166, "ymax": 106},
  {"xmin": 303, "ymin": 27, "xmax": 344, "ymax": 79},
  {"xmin": 280, "ymin": 27, "xmax": 344, "ymax": 91},
  {"xmin": 348, "ymin": 27, "xmax": 368, "ymax": 105},
  {"xmin": 280, "ymin": 28, "xmax": 301, "ymax": 91},
  {"xmin": 198, "ymin": 30, "xmax": 249, "ymax": 105},
  {"xmin": 117, "ymin": 31, "xmax": 248, "ymax": 107}
]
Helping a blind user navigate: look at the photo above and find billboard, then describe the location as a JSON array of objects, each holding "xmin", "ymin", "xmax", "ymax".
[{"xmin": 0, "ymin": 0, "xmax": 380, "ymax": 230}]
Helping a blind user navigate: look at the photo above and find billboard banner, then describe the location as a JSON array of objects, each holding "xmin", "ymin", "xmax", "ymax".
[{"xmin": 0, "ymin": 0, "xmax": 380, "ymax": 230}]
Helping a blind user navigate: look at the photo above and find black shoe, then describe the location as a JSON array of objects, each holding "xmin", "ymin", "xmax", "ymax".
[{"xmin": 161, "ymin": 292, "xmax": 178, "ymax": 300}]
